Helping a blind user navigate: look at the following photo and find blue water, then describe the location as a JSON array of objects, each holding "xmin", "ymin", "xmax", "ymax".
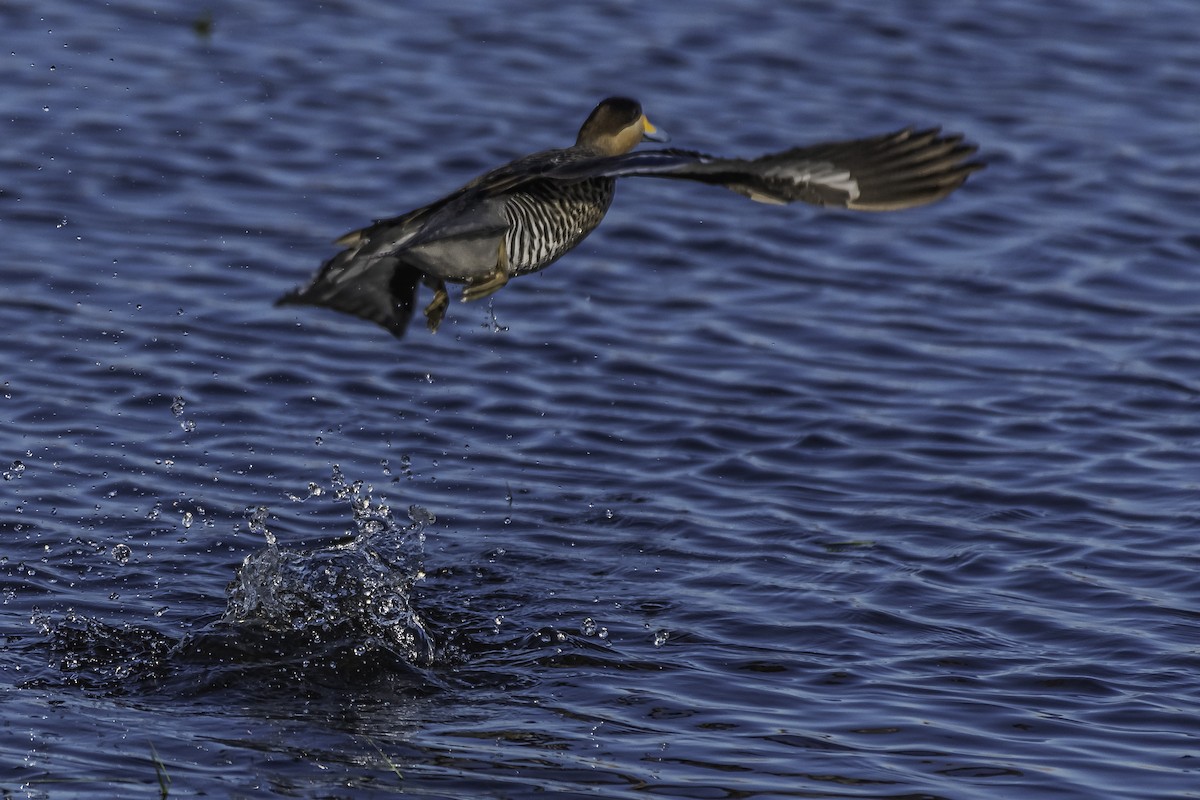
[{"xmin": 4, "ymin": 1, "xmax": 1200, "ymax": 797}]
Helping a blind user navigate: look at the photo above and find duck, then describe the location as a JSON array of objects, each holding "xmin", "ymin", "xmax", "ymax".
[{"xmin": 277, "ymin": 97, "xmax": 983, "ymax": 338}]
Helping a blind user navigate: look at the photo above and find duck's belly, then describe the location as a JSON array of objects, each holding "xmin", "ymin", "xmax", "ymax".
[{"xmin": 503, "ymin": 178, "xmax": 615, "ymax": 276}]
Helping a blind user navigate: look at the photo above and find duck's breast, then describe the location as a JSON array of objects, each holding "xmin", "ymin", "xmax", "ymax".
[{"xmin": 503, "ymin": 178, "xmax": 616, "ymax": 276}]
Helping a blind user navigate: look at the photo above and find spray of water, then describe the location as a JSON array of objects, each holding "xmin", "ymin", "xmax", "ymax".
[{"xmin": 223, "ymin": 465, "xmax": 435, "ymax": 667}]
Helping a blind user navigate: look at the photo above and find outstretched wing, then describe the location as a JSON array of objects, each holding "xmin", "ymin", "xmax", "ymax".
[
  {"xmin": 275, "ymin": 249, "xmax": 422, "ymax": 338},
  {"xmin": 542, "ymin": 127, "xmax": 983, "ymax": 211}
]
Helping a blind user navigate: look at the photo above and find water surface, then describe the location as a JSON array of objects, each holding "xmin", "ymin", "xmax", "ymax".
[{"xmin": 4, "ymin": 1, "xmax": 1200, "ymax": 798}]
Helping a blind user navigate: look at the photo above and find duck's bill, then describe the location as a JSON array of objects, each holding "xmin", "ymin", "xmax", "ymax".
[{"xmin": 642, "ymin": 117, "xmax": 670, "ymax": 143}]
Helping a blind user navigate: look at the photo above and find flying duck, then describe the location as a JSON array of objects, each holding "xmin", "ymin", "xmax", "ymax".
[{"xmin": 278, "ymin": 97, "xmax": 982, "ymax": 338}]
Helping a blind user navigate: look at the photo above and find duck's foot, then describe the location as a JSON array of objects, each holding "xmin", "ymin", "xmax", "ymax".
[
  {"xmin": 462, "ymin": 268, "xmax": 510, "ymax": 302},
  {"xmin": 424, "ymin": 282, "xmax": 449, "ymax": 333},
  {"xmin": 462, "ymin": 239, "xmax": 510, "ymax": 302}
]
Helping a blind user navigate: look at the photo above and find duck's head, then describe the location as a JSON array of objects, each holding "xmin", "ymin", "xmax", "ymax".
[{"xmin": 576, "ymin": 97, "xmax": 669, "ymax": 155}]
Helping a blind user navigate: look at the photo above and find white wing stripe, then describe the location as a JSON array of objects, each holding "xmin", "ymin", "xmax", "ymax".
[{"xmin": 765, "ymin": 162, "xmax": 860, "ymax": 201}]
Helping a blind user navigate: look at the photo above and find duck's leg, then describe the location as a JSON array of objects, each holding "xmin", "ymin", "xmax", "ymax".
[
  {"xmin": 423, "ymin": 280, "xmax": 449, "ymax": 332},
  {"xmin": 462, "ymin": 238, "xmax": 510, "ymax": 302}
]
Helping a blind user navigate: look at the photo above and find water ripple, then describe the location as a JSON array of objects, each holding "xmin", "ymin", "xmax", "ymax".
[{"xmin": 5, "ymin": 1, "xmax": 1200, "ymax": 797}]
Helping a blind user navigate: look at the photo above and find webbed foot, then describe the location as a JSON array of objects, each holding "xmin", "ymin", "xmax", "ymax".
[
  {"xmin": 424, "ymin": 282, "xmax": 449, "ymax": 333},
  {"xmin": 462, "ymin": 268, "xmax": 510, "ymax": 302},
  {"xmin": 462, "ymin": 239, "xmax": 510, "ymax": 302}
]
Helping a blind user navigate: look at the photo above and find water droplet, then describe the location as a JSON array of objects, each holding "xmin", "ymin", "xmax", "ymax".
[
  {"xmin": 181, "ymin": 511, "xmax": 193, "ymax": 529},
  {"xmin": 407, "ymin": 505, "xmax": 436, "ymax": 526},
  {"xmin": 581, "ymin": 617, "xmax": 598, "ymax": 636},
  {"xmin": 3, "ymin": 460, "xmax": 25, "ymax": 480},
  {"xmin": 653, "ymin": 630, "xmax": 670, "ymax": 647},
  {"xmin": 170, "ymin": 395, "xmax": 185, "ymax": 417},
  {"xmin": 111, "ymin": 544, "xmax": 131, "ymax": 565}
]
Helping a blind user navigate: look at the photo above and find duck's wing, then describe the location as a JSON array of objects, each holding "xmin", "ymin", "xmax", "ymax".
[
  {"xmin": 327, "ymin": 148, "xmax": 575, "ymax": 252},
  {"xmin": 545, "ymin": 128, "xmax": 983, "ymax": 211},
  {"xmin": 276, "ymin": 202, "xmax": 435, "ymax": 338},
  {"xmin": 276, "ymin": 248, "xmax": 422, "ymax": 339}
]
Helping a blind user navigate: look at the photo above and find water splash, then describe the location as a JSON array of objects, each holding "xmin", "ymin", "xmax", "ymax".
[
  {"xmin": 25, "ymin": 469, "xmax": 436, "ymax": 695},
  {"xmin": 222, "ymin": 466, "xmax": 435, "ymax": 667}
]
